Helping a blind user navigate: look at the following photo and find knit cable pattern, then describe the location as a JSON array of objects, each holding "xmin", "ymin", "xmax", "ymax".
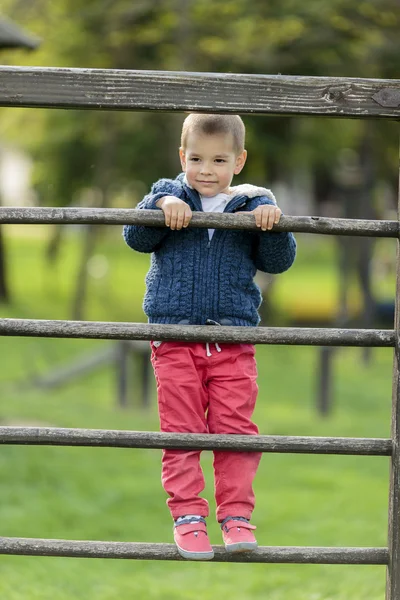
[{"xmin": 123, "ymin": 174, "xmax": 296, "ymax": 326}]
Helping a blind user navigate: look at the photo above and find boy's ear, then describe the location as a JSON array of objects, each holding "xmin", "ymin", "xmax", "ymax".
[
  {"xmin": 234, "ymin": 150, "xmax": 247, "ymax": 175},
  {"xmin": 179, "ymin": 147, "xmax": 186, "ymax": 171}
]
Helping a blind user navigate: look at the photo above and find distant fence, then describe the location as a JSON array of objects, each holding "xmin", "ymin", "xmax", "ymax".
[{"xmin": 0, "ymin": 66, "xmax": 399, "ymax": 599}]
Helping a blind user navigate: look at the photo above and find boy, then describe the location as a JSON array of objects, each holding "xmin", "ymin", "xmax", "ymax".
[{"xmin": 123, "ymin": 114, "xmax": 296, "ymax": 560}]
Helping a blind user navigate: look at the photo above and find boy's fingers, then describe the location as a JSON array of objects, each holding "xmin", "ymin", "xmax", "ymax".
[
  {"xmin": 168, "ymin": 204, "xmax": 279, "ymax": 231},
  {"xmin": 254, "ymin": 206, "xmax": 282, "ymax": 231},
  {"xmin": 176, "ymin": 210, "xmax": 185, "ymax": 230},
  {"xmin": 161, "ymin": 199, "xmax": 192, "ymax": 229},
  {"xmin": 269, "ymin": 212, "xmax": 276, "ymax": 229},
  {"xmin": 169, "ymin": 211, "xmax": 178, "ymax": 230},
  {"xmin": 262, "ymin": 212, "xmax": 269, "ymax": 231},
  {"xmin": 258, "ymin": 209, "xmax": 266, "ymax": 230},
  {"xmin": 266, "ymin": 211, "xmax": 274, "ymax": 230}
]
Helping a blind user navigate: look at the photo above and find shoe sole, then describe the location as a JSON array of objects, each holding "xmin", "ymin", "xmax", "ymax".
[
  {"xmin": 176, "ymin": 543, "xmax": 214, "ymax": 561},
  {"xmin": 225, "ymin": 541, "xmax": 258, "ymax": 553}
]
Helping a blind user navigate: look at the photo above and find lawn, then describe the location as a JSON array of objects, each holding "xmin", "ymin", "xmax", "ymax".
[{"xmin": 0, "ymin": 226, "xmax": 395, "ymax": 599}]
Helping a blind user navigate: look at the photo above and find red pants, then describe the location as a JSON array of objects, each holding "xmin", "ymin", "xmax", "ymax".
[{"xmin": 151, "ymin": 341, "xmax": 261, "ymax": 522}]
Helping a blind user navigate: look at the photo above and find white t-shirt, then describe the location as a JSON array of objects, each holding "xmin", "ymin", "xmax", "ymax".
[{"xmin": 200, "ymin": 192, "xmax": 231, "ymax": 240}]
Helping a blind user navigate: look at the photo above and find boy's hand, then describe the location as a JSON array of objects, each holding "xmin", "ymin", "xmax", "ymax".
[
  {"xmin": 156, "ymin": 195, "xmax": 192, "ymax": 230},
  {"xmin": 251, "ymin": 204, "xmax": 282, "ymax": 231}
]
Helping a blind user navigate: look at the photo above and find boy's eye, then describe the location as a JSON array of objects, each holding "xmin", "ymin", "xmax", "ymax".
[
  {"xmin": 190, "ymin": 157, "xmax": 200, "ymax": 162},
  {"xmin": 215, "ymin": 159, "xmax": 226, "ymax": 163}
]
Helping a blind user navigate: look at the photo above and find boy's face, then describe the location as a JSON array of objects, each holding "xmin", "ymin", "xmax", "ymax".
[{"xmin": 179, "ymin": 132, "xmax": 247, "ymax": 197}]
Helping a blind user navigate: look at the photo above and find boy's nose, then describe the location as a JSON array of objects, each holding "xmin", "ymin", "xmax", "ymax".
[{"xmin": 200, "ymin": 163, "xmax": 213, "ymax": 174}]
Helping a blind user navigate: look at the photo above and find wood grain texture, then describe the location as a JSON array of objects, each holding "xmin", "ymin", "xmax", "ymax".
[
  {"xmin": 0, "ymin": 318, "xmax": 395, "ymax": 347},
  {"xmin": 386, "ymin": 141, "xmax": 400, "ymax": 600},
  {"xmin": 0, "ymin": 537, "xmax": 389, "ymax": 564},
  {"xmin": 0, "ymin": 66, "xmax": 399, "ymax": 118},
  {"xmin": 0, "ymin": 426, "xmax": 391, "ymax": 456},
  {"xmin": 0, "ymin": 207, "xmax": 398, "ymax": 238}
]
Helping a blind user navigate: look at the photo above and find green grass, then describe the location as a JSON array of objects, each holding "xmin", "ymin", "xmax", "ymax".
[
  {"xmin": 272, "ymin": 234, "xmax": 396, "ymax": 321},
  {"xmin": 0, "ymin": 227, "xmax": 395, "ymax": 599}
]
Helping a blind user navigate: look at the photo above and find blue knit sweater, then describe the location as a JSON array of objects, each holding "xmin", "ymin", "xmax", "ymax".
[{"xmin": 123, "ymin": 173, "xmax": 296, "ymax": 327}]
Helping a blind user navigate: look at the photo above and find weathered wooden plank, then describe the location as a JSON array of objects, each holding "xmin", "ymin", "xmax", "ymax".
[
  {"xmin": 0, "ymin": 66, "xmax": 399, "ymax": 119},
  {"xmin": 386, "ymin": 138, "xmax": 400, "ymax": 600},
  {"xmin": 0, "ymin": 318, "xmax": 395, "ymax": 347},
  {"xmin": 0, "ymin": 426, "xmax": 391, "ymax": 456},
  {"xmin": 0, "ymin": 207, "xmax": 398, "ymax": 238},
  {"xmin": 0, "ymin": 537, "xmax": 389, "ymax": 564}
]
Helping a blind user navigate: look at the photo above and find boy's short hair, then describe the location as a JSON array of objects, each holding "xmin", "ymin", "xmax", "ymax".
[{"xmin": 181, "ymin": 114, "xmax": 245, "ymax": 155}]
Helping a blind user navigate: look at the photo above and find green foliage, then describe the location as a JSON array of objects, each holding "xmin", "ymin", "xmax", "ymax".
[{"xmin": 0, "ymin": 0, "xmax": 399, "ymax": 207}]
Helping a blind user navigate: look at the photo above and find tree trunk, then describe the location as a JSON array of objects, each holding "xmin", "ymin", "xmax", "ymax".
[
  {"xmin": 46, "ymin": 224, "xmax": 64, "ymax": 264},
  {"xmin": 71, "ymin": 222, "xmax": 99, "ymax": 320},
  {"xmin": 71, "ymin": 120, "xmax": 116, "ymax": 320},
  {"xmin": 0, "ymin": 186, "xmax": 10, "ymax": 302},
  {"xmin": 0, "ymin": 226, "xmax": 10, "ymax": 303}
]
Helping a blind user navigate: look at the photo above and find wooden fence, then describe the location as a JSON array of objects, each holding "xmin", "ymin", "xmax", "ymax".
[{"xmin": 0, "ymin": 65, "xmax": 400, "ymax": 599}]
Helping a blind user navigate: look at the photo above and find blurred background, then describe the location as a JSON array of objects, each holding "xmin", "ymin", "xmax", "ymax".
[{"xmin": 0, "ymin": 1, "xmax": 399, "ymax": 599}]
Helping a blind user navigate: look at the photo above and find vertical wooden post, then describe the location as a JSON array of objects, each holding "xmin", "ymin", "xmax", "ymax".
[
  {"xmin": 317, "ymin": 347, "xmax": 334, "ymax": 416},
  {"xmin": 386, "ymin": 135, "xmax": 400, "ymax": 599}
]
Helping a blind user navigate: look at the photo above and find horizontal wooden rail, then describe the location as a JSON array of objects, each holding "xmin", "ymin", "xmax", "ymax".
[
  {"xmin": 0, "ymin": 66, "xmax": 399, "ymax": 119},
  {"xmin": 0, "ymin": 427, "xmax": 391, "ymax": 456},
  {"xmin": 0, "ymin": 318, "xmax": 395, "ymax": 347},
  {"xmin": 0, "ymin": 537, "xmax": 388, "ymax": 564},
  {"xmin": 0, "ymin": 207, "xmax": 398, "ymax": 238}
]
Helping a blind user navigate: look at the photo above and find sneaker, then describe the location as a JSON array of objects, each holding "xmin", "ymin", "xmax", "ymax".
[
  {"xmin": 221, "ymin": 516, "xmax": 258, "ymax": 553},
  {"xmin": 173, "ymin": 516, "xmax": 214, "ymax": 560}
]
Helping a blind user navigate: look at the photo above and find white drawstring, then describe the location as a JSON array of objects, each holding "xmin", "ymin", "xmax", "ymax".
[{"xmin": 205, "ymin": 343, "xmax": 222, "ymax": 357}]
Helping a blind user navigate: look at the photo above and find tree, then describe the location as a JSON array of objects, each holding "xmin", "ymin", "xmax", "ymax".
[{"xmin": 0, "ymin": 0, "xmax": 398, "ymax": 318}]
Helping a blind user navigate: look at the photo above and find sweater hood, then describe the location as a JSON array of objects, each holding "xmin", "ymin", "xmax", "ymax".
[{"xmin": 229, "ymin": 184, "xmax": 277, "ymax": 204}]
